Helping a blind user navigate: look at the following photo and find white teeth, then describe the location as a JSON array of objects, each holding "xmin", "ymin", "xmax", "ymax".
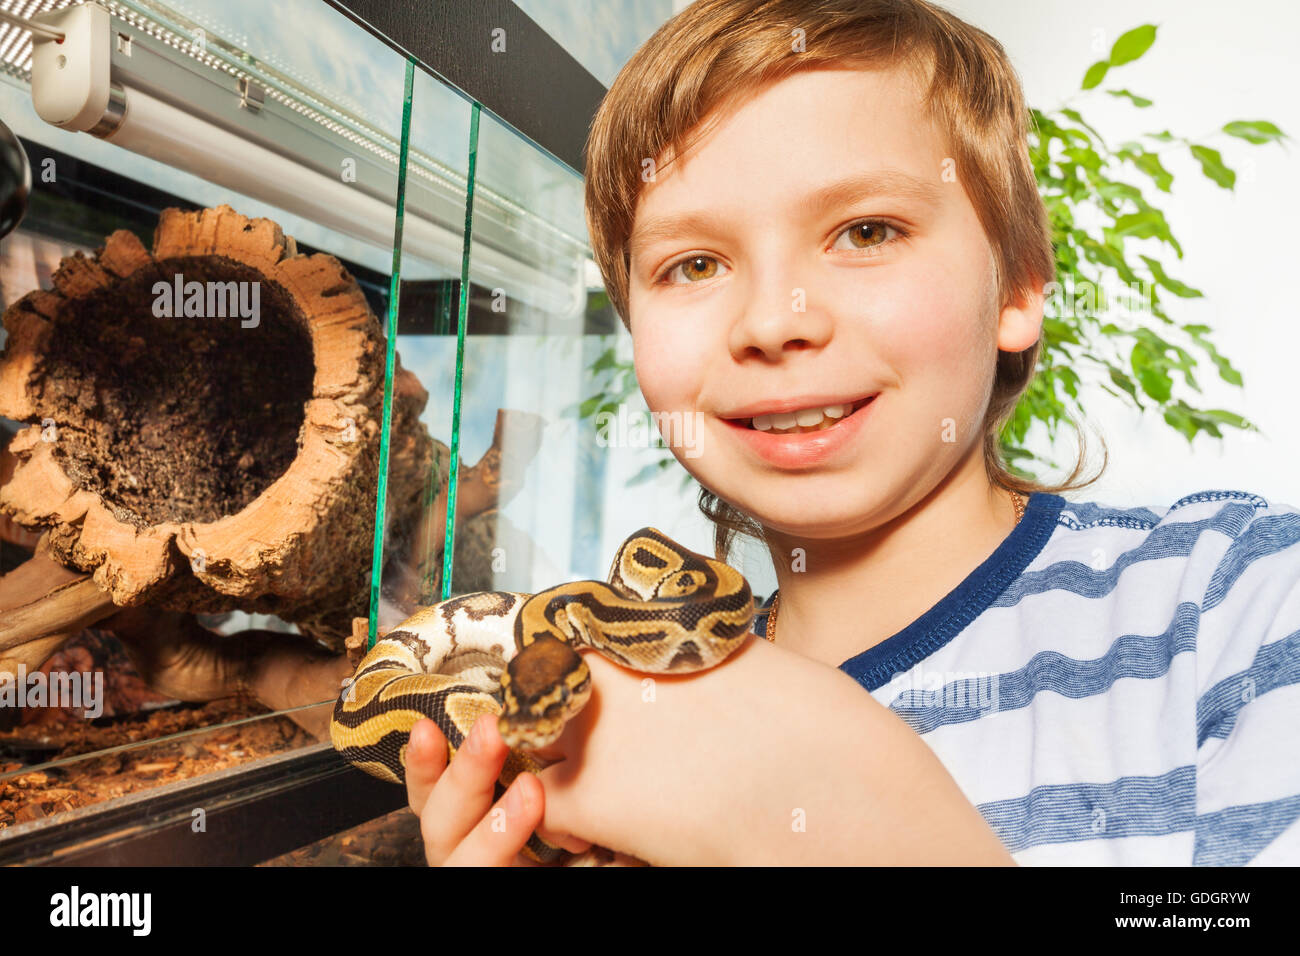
[{"xmin": 749, "ymin": 401, "xmax": 864, "ymax": 433}]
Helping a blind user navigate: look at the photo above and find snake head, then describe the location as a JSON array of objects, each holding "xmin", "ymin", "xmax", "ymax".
[{"xmin": 497, "ymin": 634, "xmax": 592, "ymax": 750}]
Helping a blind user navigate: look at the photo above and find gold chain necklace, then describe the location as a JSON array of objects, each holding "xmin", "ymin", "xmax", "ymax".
[{"xmin": 764, "ymin": 489, "xmax": 1027, "ymax": 644}]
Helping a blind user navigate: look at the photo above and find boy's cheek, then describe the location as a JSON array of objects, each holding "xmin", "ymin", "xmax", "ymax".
[
  {"xmin": 869, "ymin": 266, "xmax": 992, "ymax": 362},
  {"xmin": 633, "ymin": 330, "xmax": 708, "ymax": 413}
]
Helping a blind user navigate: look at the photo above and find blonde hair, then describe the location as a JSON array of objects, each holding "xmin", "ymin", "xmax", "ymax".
[{"xmin": 584, "ymin": 0, "xmax": 1105, "ymax": 560}]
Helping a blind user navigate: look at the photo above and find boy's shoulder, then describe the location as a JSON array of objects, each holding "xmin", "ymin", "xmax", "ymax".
[
  {"xmin": 1036, "ymin": 486, "xmax": 1297, "ymax": 563},
  {"xmin": 1014, "ymin": 488, "xmax": 1298, "ymax": 604},
  {"xmin": 1033, "ymin": 485, "xmax": 1300, "ymax": 593},
  {"xmin": 1051, "ymin": 486, "xmax": 1287, "ymax": 533},
  {"xmin": 1033, "ymin": 486, "xmax": 1300, "ymax": 687}
]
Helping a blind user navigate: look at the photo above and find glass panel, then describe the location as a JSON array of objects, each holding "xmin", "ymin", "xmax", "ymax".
[
  {"xmin": 434, "ymin": 102, "xmax": 777, "ymax": 607},
  {"xmin": 258, "ymin": 806, "xmax": 424, "ymax": 866},
  {"xmin": 0, "ymin": 0, "xmax": 409, "ymax": 834},
  {"xmin": 1, "ymin": 704, "xmax": 316, "ymax": 829},
  {"xmin": 368, "ymin": 64, "xmax": 475, "ymax": 633}
]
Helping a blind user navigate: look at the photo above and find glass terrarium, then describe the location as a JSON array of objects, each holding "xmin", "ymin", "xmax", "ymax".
[
  {"xmin": 0, "ymin": 0, "xmax": 743, "ymax": 865},
  {"xmin": 0, "ymin": 0, "xmax": 419, "ymax": 859}
]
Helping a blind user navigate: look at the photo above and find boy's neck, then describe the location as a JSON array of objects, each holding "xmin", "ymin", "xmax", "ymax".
[{"xmin": 762, "ymin": 455, "xmax": 1022, "ymax": 668}]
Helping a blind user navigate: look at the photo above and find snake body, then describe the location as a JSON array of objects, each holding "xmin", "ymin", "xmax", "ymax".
[{"xmin": 330, "ymin": 527, "xmax": 755, "ymax": 864}]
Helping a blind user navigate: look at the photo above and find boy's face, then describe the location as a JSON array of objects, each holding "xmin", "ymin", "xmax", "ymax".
[{"xmin": 625, "ymin": 65, "xmax": 1043, "ymax": 538}]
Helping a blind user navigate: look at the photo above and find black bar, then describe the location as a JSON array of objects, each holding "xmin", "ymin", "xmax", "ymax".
[{"xmin": 322, "ymin": 0, "xmax": 607, "ymax": 175}]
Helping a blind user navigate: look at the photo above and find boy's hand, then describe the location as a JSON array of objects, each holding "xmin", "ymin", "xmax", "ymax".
[
  {"xmin": 404, "ymin": 714, "xmax": 592, "ymax": 866},
  {"xmin": 531, "ymin": 639, "xmax": 1016, "ymax": 866},
  {"xmin": 405, "ymin": 638, "xmax": 1013, "ymax": 866}
]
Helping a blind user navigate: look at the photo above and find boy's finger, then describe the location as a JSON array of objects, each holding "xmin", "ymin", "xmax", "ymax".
[
  {"xmin": 405, "ymin": 718, "xmax": 447, "ymax": 816},
  {"xmin": 534, "ymin": 823, "xmax": 593, "ymax": 855},
  {"xmin": 421, "ymin": 713, "xmax": 508, "ymax": 865},
  {"xmin": 444, "ymin": 772, "xmax": 545, "ymax": 867}
]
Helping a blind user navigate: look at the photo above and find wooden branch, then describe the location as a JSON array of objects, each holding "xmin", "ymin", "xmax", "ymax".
[
  {"xmin": 0, "ymin": 551, "xmax": 117, "ymax": 655},
  {"xmin": 0, "ymin": 632, "xmax": 74, "ymax": 682},
  {"xmin": 102, "ymin": 605, "xmax": 354, "ymax": 740}
]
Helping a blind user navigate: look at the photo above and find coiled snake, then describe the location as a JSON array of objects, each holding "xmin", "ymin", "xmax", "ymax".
[{"xmin": 330, "ymin": 527, "xmax": 755, "ymax": 865}]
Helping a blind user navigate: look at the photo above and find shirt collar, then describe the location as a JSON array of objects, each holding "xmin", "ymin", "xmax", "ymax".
[{"xmin": 752, "ymin": 491, "xmax": 1067, "ymax": 690}]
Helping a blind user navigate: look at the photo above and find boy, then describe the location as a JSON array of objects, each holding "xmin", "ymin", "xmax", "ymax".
[{"xmin": 404, "ymin": 0, "xmax": 1300, "ymax": 865}]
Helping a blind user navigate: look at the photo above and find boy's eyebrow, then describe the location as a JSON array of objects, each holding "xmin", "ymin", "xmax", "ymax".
[{"xmin": 627, "ymin": 168, "xmax": 943, "ymax": 259}]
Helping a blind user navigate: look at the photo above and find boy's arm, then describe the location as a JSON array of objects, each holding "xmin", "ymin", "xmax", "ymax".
[
  {"xmin": 535, "ymin": 636, "xmax": 1015, "ymax": 865},
  {"xmin": 1192, "ymin": 505, "xmax": 1300, "ymax": 865}
]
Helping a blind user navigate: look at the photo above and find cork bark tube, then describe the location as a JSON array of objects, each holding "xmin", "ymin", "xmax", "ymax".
[{"xmin": 0, "ymin": 205, "xmax": 539, "ymax": 735}]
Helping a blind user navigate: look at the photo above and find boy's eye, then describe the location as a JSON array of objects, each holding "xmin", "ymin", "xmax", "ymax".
[
  {"xmin": 831, "ymin": 219, "xmax": 901, "ymax": 251},
  {"xmin": 655, "ymin": 218, "xmax": 904, "ymax": 285},
  {"xmin": 661, "ymin": 255, "xmax": 726, "ymax": 285}
]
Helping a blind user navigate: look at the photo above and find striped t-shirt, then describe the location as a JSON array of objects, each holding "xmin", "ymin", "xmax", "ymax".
[{"xmin": 751, "ymin": 489, "xmax": 1300, "ymax": 865}]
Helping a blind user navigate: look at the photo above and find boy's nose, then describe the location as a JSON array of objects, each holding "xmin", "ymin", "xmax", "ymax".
[{"xmin": 728, "ymin": 303, "xmax": 834, "ymax": 361}]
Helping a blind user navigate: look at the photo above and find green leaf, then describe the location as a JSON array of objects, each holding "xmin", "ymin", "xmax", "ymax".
[
  {"xmin": 1094, "ymin": 180, "xmax": 1144, "ymax": 203},
  {"xmin": 615, "ymin": 368, "xmax": 639, "ymax": 397},
  {"xmin": 1043, "ymin": 317, "xmax": 1082, "ymax": 344},
  {"xmin": 1108, "ymin": 366, "xmax": 1142, "ymax": 406},
  {"xmin": 1211, "ymin": 353, "xmax": 1244, "ymax": 386},
  {"xmin": 1222, "ymin": 120, "xmax": 1287, "ymax": 145},
  {"xmin": 1189, "ymin": 144, "xmax": 1236, "ymax": 189},
  {"xmin": 578, "ymin": 395, "xmax": 603, "ymax": 418},
  {"xmin": 1107, "ymin": 89, "xmax": 1153, "ymax": 107},
  {"xmin": 1063, "ymin": 145, "xmax": 1102, "ymax": 171},
  {"xmin": 1139, "ymin": 255, "xmax": 1203, "ymax": 298},
  {"xmin": 1201, "ymin": 408, "xmax": 1251, "ymax": 429},
  {"xmin": 1060, "ymin": 108, "xmax": 1109, "ymax": 148},
  {"xmin": 1112, "ymin": 210, "xmax": 1165, "ymax": 239},
  {"xmin": 1162, "ymin": 404, "xmax": 1198, "ymax": 443},
  {"xmin": 590, "ymin": 347, "xmax": 619, "ymax": 373},
  {"xmin": 1081, "ymin": 60, "xmax": 1109, "ymax": 90},
  {"xmin": 1132, "ymin": 151, "xmax": 1174, "ymax": 191},
  {"xmin": 1110, "ymin": 24, "xmax": 1158, "ymax": 66},
  {"xmin": 1057, "ymin": 366, "xmax": 1081, "ymax": 399},
  {"xmin": 1131, "ymin": 343, "xmax": 1173, "ymax": 402}
]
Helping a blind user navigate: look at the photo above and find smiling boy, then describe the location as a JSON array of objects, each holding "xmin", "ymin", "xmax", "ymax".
[
  {"xmin": 622, "ymin": 59, "xmax": 1044, "ymax": 669},
  {"xmin": 403, "ymin": 0, "xmax": 1300, "ymax": 865}
]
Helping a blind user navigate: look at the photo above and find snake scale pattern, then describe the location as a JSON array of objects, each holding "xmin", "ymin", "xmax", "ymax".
[{"xmin": 330, "ymin": 527, "xmax": 755, "ymax": 865}]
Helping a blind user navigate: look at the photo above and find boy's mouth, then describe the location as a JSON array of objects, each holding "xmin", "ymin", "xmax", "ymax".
[{"xmin": 723, "ymin": 394, "xmax": 878, "ymax": 435}]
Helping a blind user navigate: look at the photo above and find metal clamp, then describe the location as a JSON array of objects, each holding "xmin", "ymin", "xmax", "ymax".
[{"xmin": 238, "ymin": 76, "xmax": 264, "ymax": 113}]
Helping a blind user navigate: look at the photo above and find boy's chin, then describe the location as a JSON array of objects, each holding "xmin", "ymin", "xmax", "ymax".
[{"xmin": 718, "ymin": 486, "xmax": 885, "ymax": 538}]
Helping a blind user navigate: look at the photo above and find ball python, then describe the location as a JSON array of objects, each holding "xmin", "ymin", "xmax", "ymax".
[{"xmin": 330, "ymin": 527, "xmax": 755, "ymax": 865}]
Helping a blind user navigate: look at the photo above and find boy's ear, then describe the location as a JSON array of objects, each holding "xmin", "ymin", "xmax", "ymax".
[{"xmin": 996, "ymin": 279, "xmax": 1046, "ymax": 354}]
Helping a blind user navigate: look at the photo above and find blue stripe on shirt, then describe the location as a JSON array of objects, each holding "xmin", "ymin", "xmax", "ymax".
[
  {"xmin": 978, "ymin": 766, "xmax": 1195, "ymax": 853},
  {"xmin": 889, "ymin": 606, "xmax": 1199, "ymax": 735},
  {"xmin": 994, "ymin": 501, "xmax": 1259, "ymax": 607},
  {"xmin": 1202, "ymin": 512, "xmax": 1300, "ymax": 611},
  {"xmin": 1195, "ymin": 792, "xmax": 1300, "ymax": 865},
  {"xmin": 1196, "ymin": 628, "xmax": 1300, "ymax": 745}
]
